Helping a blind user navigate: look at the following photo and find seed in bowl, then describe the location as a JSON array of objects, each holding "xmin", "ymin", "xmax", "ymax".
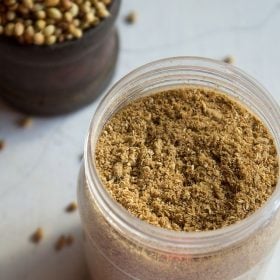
[{"xmin": 0, "ymin": 0, "xmax": 112, "ymax": 45}]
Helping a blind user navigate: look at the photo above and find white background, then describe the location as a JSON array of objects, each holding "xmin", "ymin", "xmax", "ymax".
[{"xmin": 0, "ymin": 0, "xmax": 280, "ymax": 279}]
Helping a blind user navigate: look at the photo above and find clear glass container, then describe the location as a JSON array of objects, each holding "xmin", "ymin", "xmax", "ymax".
[{"xmin": 78, "ymin": 57, "xmax": 280, "ymax": 280}]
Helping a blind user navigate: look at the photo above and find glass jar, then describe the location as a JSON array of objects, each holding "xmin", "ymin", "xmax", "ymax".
[{"xmin": 78, "ymin": 57, "xmax": 280, "ymax": 280}]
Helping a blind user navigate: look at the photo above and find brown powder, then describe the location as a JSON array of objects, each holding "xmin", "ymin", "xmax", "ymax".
[{"xmin": 95, "ymin": 87, "xmax": 279, "ymax": 232}]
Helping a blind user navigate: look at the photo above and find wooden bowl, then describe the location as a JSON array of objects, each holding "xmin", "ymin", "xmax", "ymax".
[{"xmin": 0, "ymin": 0, "xmax": 121, "ymax": 116}]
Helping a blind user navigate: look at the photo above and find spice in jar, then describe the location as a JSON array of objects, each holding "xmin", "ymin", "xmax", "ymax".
[{"xmin": 95, "ymin": 87, "xmax": 279, "ymax": 232}]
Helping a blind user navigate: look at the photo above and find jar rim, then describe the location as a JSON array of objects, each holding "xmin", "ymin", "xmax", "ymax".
[{"xmin": 85, "ymin": 56, "xmax": 280, "ymax": 254}]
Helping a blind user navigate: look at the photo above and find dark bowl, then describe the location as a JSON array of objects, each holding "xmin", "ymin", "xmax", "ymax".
[{"xmin": 0, "ymin": 0, "xmax": 121, "ymax": 116}]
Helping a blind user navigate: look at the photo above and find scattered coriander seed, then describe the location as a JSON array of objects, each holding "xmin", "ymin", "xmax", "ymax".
[
  {"xmin": 223, "ymin": 55, "xmax": 235, "ymax": 64},
  {"xmin": 0, "ymin": 139, "xmax": 5, "ymax": 151},
  {"xmin": 125, "ymin": 11, "xmax": 137, "ymax": 24},
  {"xmin": 55, "ymin": 235, "xmax": 66, "ymax": 251},
  {"xmin": 66, "ymin": 33, "xmax": 73, "ymax": 40},
  {"xmin": 66, "ymin": 201, "xmax": 78, "ymax": 212},
  {"xmin": 65, "ymin": 235, "xmax": 74, "ymax": 246},
  {"xmin": 31, "ymin": 227, "xmax": 44, "ymax": 243},
  {"xmin": 18, "ymin": 116, "xmax": 33, "ymax": 128}
]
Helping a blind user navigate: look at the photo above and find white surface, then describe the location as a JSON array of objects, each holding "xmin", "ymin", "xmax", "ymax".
[{"xmin": 1, "ymin": 0, "xmax": 280, "ymax": 279}]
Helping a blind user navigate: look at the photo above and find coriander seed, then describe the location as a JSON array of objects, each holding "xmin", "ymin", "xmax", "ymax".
[
  {"xmin": 0, "ymin": 0, "xmax": 112, "ymax": 45},
  {"xmin": 65, "ymin": 201, "xmax": 78, "ymax": 212},
  {"xmin": 223, "ymin": 55, "xmax": 235, "ymax": 64},
  {"xmin": 125, "ymin": 11, "xmax": 137, "ymax": 24},
  {"xmin": 31, "ymin": 227, "xmax": 44, "ymax": 244},
  {"xmin": 0, "ymin": 139, "xmax": 5, "ymax": 151}
]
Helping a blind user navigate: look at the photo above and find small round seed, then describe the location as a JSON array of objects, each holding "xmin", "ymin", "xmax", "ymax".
[
  {"xmin": 47, "ymin": 8, "xmax": 62, "ymax": 20},
  {"xmin": 69, "ymin": 24, "xmax": 82, "ymax": 38},
  {"xmin": 64, "ymin": 11, "xmax": 72, "ymax": 22},
  {"xmin": 33, "ymin": 3, "xmax": 44, "ymax": 11},
  {"xmin": 45, "ymin": 35, "xmax": 57, "ymax": 45},
  {"xmin": 36, "ymin": 19, "xmax": 46, "ymax": 30},
  {"xmin": 95, "ymin": 2, "xmax": 109, "ymax": 18},
  {"xmin": 65, "ymin": 201, "xmax": 78, "ymax": 212},
  {"xmin": 54, "ymin": 28, "xmax": 62, "ymax": 36},
  {"xmin": 125, "ymin": 11, "xmax": 138, "ymax": 24},
  {"xmin": 102, "ymin": 0, "xmax": 111, "ymax": 5},
  {"xmin": 0, "ymin": 0, "xmax": 111, "ymax": 45},
  {"xmin": 66, "ymin": 34, "xmax": 73, "ymax": 40},
  {"xmin": 85, "ymin": 11, "xmax": 95, "ymax": 23},
  {"xmin": 45, "ymin": 0, "xmax": 60, "ymax": 7},
  {"xmin": 6, "ymin": 11, "xmax": 16, "ymax": 21},
  {"xmin": 14, "ymin": 22, "xmax": 24, "ymax": 36},
  {"xmin": 25, "ymin": 25, "xmax": 35, "ymax": 36},
  {"xmin": 5, "ymin": 23, "xmax": 14, "ymax": 36},
  {"xmin": 0, "ymin": 139, "xmax": 5, "ymax": 151},
  {"xmin": 73, "ymin": 19, "xmax": 80, "ymax": 27},
  {"xmin": 36, "ymin": 10, "xmax": 46, "ymax": 19},
  {"xmin": 223, "ymin": 55, "xmax": 235, "ymax": 64},
  {"xmin": 69, "ymin": 3, "xmax": 79, "ymax": 17},
  {"xmin": 33, "ymin": 33, "xmax": 45, "ymax": 45},
  {"xmin": 43, "ymin": 25, "xmax": 55, "ymax": 36},
  {"xmin": 0, "ymin": 25, "xmax": 4, "ymax": 35},
  {"xmin": 61, "ymin": 0, "xmax": 72, "ymax": 10},
  {"xmin": 22, "ymin": 0, "xmax": 33, "ymax": 9},
  {"xmin": 31, "ymin": 227, "xmax": 44, "ymax": 244}
]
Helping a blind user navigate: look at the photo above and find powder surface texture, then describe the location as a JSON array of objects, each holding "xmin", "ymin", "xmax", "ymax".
[{"xmin": 95, "ymin": 87, "xmax": 279, "ymax": 232}]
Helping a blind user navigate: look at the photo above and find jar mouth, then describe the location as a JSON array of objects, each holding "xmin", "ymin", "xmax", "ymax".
[{"xmin": 85, "ymin": 56, "xmax": 280, "ymax": 254}]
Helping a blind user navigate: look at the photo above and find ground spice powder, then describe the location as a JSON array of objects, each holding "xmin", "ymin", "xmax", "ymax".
[{"xmin": 95, "ymin": 87, "xmax": 278, "ymax": 232}]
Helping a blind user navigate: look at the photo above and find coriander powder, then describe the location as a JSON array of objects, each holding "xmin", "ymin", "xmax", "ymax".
[
  {"xmin": 78, "ymin": 57, "xmax": 280, "ymax": 280},
  {"xmin": 95, "ymin": 87, "xmax": 278, "ymax": 232}
]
